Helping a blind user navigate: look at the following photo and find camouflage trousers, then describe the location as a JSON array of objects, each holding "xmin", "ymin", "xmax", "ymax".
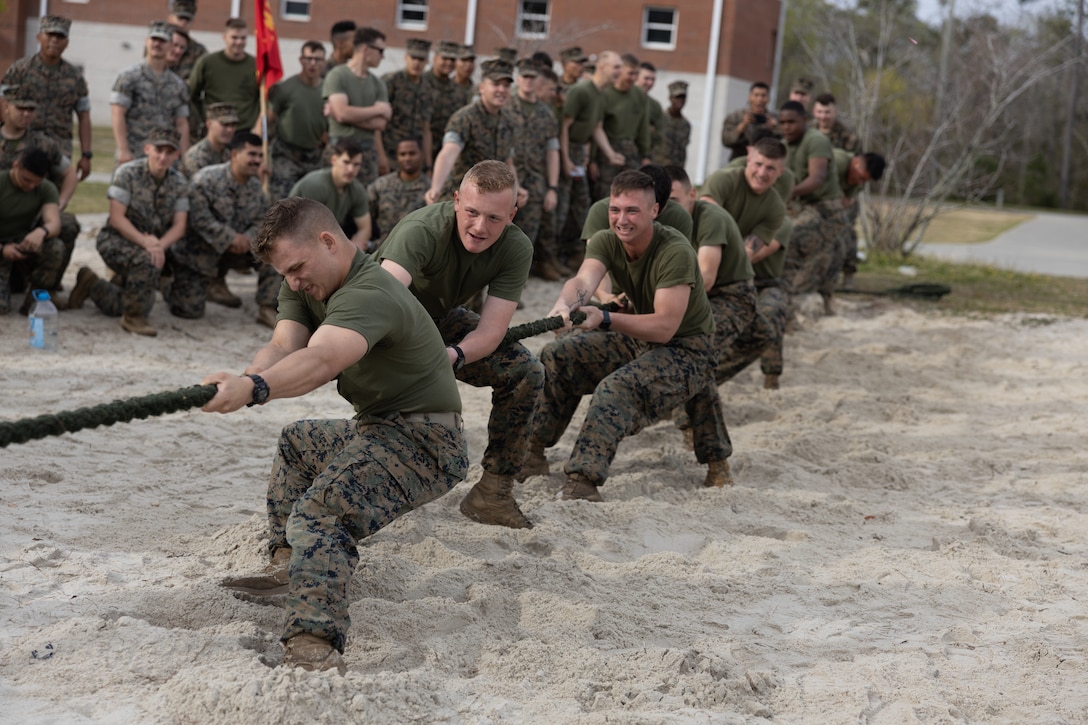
[
  {"xmin": 166, "ymin": 248, "xmax": 282, "ymax": 318},
  {"xmin": 840, "ymin": 201, "xmax": 861, "ymax": 276},
  {"xmin": 543, "ymin": 166, "xmax": 570, "ymax": 262},
  {"xmin": 268, "ymin": 414, "xmax": 468, "ymax": 652},
  {"xmin": 532, "ymin": 329, "xmax": 729, "ymax": 486},
  {"xmin": 783, "ymin": 200, "xmax": 847, "ymax": 300},
  {"xmin": 88, "ymin": 229, "xmax": 162, "ymax": 318},
  {"xmin": 437, "ymin": 307, "xmax": 545, "ymax": 476},
  {"xmin": 0, "ymin": 237, "xmax": 65, "ymax": 314},
  {"xmin": 559, "ymin": 143, "xmax": 591, "ymax": 261},
  {"xmin": 714, "ymin": 284, "xmax": 790, "ymax": 380},
  {"xmin": 56, "ymin": 212, "xmax": 80, "ymax": 290},
  {"xmin": 270, "ymin": 137, "xmax": 324, "ymax": 202},
  {"xmin": 593, "ymin": 138, "xmax": 641, "ymax": 201}
]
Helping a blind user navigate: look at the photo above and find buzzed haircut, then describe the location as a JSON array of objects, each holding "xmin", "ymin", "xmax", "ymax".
[
  {"xmin": 639, "ymin": 61, "xmax": 656, "ymax": 73},
  {"xmin": 814, "ymin": 93, "xmax": 836, "ymax": 106},
  {"xmin": 225, "ymin": 17, "xmax": 246, "ymax": 31},
  {"xmin": 620, "ymin": 53, "xmax": 640, "ymax": 68},
  {"xmin": 664, "ymin": 164, "xmax": 691, "ymax": 188},
  {"xmin": 779, "ymin": 100, "xmax": 806, "ymax": 116},
  {"xmin": 254, "ymin": 197, "xmax": 346, "ymax": 263},
  {"xmin": 230, "ymin": 130, "xmax": 262, "ymax": 150},
  {"xmin": 637, "ymin": 164, "xmax": 671, "ymax": 210},
  {"xmin": 331, "ymin": 137, "xmax": 364, "ymax": 158},
  {"xmin": 752, "ymin": 137, "xmax": 787, "ymax": 160},
  {"xmin": 744, "ymin": 125, "xmax": 780, "ymax": 146},
  {"xmin": 18, "ymin": 147, "xmax": 51, "ymax": 177},
  {"xmin": 462, "ymin": 159, "xmax": 518, "ymax": 196},
  {"xmin": 301, "ymin": 40, "xmax": 325, "ymax": 55},
  {"xmin": 330, "ymin": 20, "xmax": 356, "ymax": 38},
  {"xmin": 863, "ymin": 152, "xmax": 886, "ymax": 181},
  {"xmin": 397, "ymin": 136, "xmax": 423, "ymax": 150},
  {"xmin": 531, "ymin": 51, "xmax": 553, "ymax": 68},
  {"xmin": 611, "ymin": 169, "xmax": 656, "ymax": 199},
  {"xmin": 750, "ymin": 81, "xmax": 770, "ymax": 92},
  {"xmin": 353, "ymin": 27, "xmax": 385, "ymax": 48}
]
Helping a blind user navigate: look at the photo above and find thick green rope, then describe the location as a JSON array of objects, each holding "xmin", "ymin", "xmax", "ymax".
[
  {"xmin": 0, "ymin": 384, "xmax": 217, "ymax": 448},
  {"xmin": 502, "ymin": 311, "xmax": 587, "ymax": 346}
]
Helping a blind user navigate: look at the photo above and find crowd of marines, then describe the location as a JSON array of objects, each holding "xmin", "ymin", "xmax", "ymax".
[{"xmin": 1, "ymin": 6, "xmax": 885, "ymax": 675}]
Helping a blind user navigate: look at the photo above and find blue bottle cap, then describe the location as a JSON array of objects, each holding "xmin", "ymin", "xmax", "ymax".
[{"xmin": 33, "ymin": 289, "xmax": 50, "ymax": 301}]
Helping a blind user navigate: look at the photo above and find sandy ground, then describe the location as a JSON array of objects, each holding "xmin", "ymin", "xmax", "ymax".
[{"xmin": 2, "ymin": 223, "xmax": 1088, "ymax": 724}]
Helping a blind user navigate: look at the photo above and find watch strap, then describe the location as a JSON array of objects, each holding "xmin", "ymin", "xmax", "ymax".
[{"xmin": 244, "ymin": 374, "xmax": 270, "ymax": 406}]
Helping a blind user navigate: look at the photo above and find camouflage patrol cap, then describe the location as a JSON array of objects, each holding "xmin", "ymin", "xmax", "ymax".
[
  {"xmin": 457, "ymin": 44, "xmax": 476, "ymax": 60},
  {"xmin": 38, "ymin": 15, "xmax": 72, "ymax": 37},
  {"xmin": 147, "ymin": 127, "xmax": 182, "ymax": 150},
  {"xmin": 206, "ymin": 102, "xmax": 240, "ymax": 125},
  {"xmin": 559, "ymin": 46, "xmax": 588, "ymax": 63},
  {"xmin": 170, "ymin": 0, "xmax": 197, "ymax": 20},
  {"xmin": 791, "ymin": 76, "xmax": 814, "ymax": 94},
  {"xmin": 668, "ymin": 80, "xmax": 688, "ymax": 97},
  {"xmin": 148, "ymin": 21, "xmax": 174, "ymax": 41},
  {"xmin": 4, "ymin": 85, "xmax": 38, "ymax": 109},
  {"xmin": 494, "ymin": 47, "xmax": 517, "ymax": 63},
  {"xmin": 515, "ymin": 58, "xmax": 539, "ymax": 78},
  {"xmin": 437, "ymin": 40, "xmax": 460, "ymax": 59},
  {"xmin": 480, "ymin": 59, "xmax": 514, "ymax": 82},
  {"xmin": 406, "ymin": 38, "xmax": 432, "ymax": 59}
]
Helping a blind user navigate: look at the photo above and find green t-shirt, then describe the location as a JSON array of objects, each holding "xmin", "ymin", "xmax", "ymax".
[
  {"xmin": 701, "ymin": 167, "xmax": 785, "ymax": 245},
  {"xmin": 0, "ymin": 171, "xmax": 58, "ymax": 241},
  {"xmin": 582, "ymin": 197, "xmax": 692, "ymax": 241},
  {"xmin": 725, "ymin": 156, "xmax": 795, "ymax": 208},
  {"xmin": 834, "ymin": 148, "xmax": 862, "ymax": 199},
  {"xmin": 290, "ymin": 169, "xmax": 369, "ymax": 227},
  {"xmin": 375, "ymin": 202, "xmax": 533, "ymax": 318},
  {"xmin": 277, "ymin": 251, "xmax": 461, "ymax": 417},
  {"xmin": 601, "ymin": 85, "xmax": 651, "ymax": 156},
  {"xmin": 787, "ymin": 127, "xmax": 842, "ymax": 204},
  {"xmin": 190, "ymin": 51, "xmax": 260, "ymax": 129},
  {"xmin": 585, "ymin": 221, "xmax": 713, "ymax": 339},
  {"xmin": 753, "ymin": 216, "xmax": 791, "ymax": 281},
  {"xmin": 323, "ymin": 65, "xmax": 389, "ymax": 144},
  {"xmin": 691, "ymin": 200, "xmax": 751, "ymax": 287},
  {"xmin": 270, "ymin": 75, "xmax": 327, "ymax": 150},
  {"xmin": 563, "ymin": 79, "xmax": 605, "ymax": 145}
]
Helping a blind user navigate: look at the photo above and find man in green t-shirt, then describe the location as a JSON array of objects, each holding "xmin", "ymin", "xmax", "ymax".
[
  {"xmin": 376, "ymin": 161, "xmax": 541, "ymax": 530},
  {"xmin": 0, "ymin": 148, "xmax": 62, "ymax": 315},
  {"xmin": 267, "ymin": 41, "xmax": 328, "ymax": 201},
  {"xmin": 189, "ymin": 18, "xmax": 260, "ymax": 135},
  {"xmin": 290, "ymin": 138, "xmax": 371, "ymax": 251},
  {"xmin": 523, "ymin": 170, "xmax": 733, "ymax": 500},
  {"xmin": 592, "ymin": 53, "xmax": 652, "ymax": 202},
  {"xmin": 831, "ymin": 149, "xmax": 885, "ymax": 291},
  {"xmin": 204, "ymin": 197, "xmax": 467, "ymax": 676}
]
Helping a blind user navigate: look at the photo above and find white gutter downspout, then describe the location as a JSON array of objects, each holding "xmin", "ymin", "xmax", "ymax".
[
  {"xmin": 231, "ymin": 0, "xmax": 242, "ymax": 20},
  {"xmin": 465, "ymin": 0, "xmax": 479, "ymax": 47},
  {"xmin": 695, "ymin": 0, "xmax": 725, "ymax": 185},
  {"xmin": 37, "ymin": 0, "xmax": 49, "ymax": 51}
]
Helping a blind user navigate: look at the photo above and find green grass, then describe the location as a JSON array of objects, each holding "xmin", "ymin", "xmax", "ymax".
[{"xmin": 67, "ymin": 181, "xmax": 110, "ymax": 215}]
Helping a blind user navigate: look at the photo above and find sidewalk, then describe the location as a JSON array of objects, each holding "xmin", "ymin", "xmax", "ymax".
[{"xmin": 915, "ymin": 210, "xmax": 1088, "ymax": 279}]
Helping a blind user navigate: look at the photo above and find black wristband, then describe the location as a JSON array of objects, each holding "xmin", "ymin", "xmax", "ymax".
[
  {"xmin": 244, "ymin": 374, "xmax": 270, "ymax": 406},
  {"xmin": 600, "ymin": 309, "xmax": 611, "ymax": 331},
  {"xmin": 450, "ymin": 345, "xmax": 466, "ymax": 371},
  {"xmin": 81, "ymin": 151, "xmax": 93, "ymax": 159},
  {"xmin": 38, "ymin": 224, "xmax": 49, "ymax": 237},
  {"xmin": 547, "ymin": 185, "xmax": 558, "ymax": 192}
]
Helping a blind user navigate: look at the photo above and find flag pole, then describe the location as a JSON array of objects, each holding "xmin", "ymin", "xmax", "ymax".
[{"xmin": 260, "ymin": 72, "xmax": 270, "ymax": 196}]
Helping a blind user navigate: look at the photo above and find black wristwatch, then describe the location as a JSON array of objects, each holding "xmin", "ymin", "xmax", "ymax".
[
  {"xmin": 244, "ymin": 374, "xmax": 270, "ymax": 406},
  {"xmin": 450, "ymin": 345, "xmax": 466, "ymax": 371},
  {"xmin": 547, "ymin": 185, "xmax": 558, "ymax": 192},
  {"xmin": 599, "ymin": 309, "xmax": 611, "ymax": 331},
  {"xmin": 81, "ymin": 151, "xmax": 93, "ymax": 159}
]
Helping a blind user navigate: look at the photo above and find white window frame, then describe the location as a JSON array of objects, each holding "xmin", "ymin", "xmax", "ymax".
[
  {"xmin": 516, "ymin": 0, "xmax": 550, "ymax": 40},
  {"xmin": 642, "ymin": 6, "xmax": 678, "ymax": 51},
  {"xmin": 281, "ymin": 0, "xmax": 311, "ymax": 21},
  {"xmin": 397, "ymin": 0, "xmax": 429, "ymax": 31}
]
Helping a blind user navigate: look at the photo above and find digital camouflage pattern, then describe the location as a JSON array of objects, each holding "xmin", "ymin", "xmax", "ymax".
[
  {"xmin": 366, "ymin": 171, "xmax": 431, "ymax": 245},
  {"xmin": 659, "ymin": 112, "xmax": 691, "ymax": 168},
  {"xmin": 270, "ymin": 138, "xmax": 324, "ymax": 202},
  {"xmin": 422, "ymin": 72, "xmax": 468, "ymax": 161},
  {"xmin": 181, "ymin": 137, "xmax": 229, "ymax": 178},
  {"xmin": 1, "ymin": 55, "xmax": 90, "ymax": 155},
  {"xmin": 711, "ymin": 284, "xmax": 791, "ymax": 379},
  {"xmin": 381, "ymin": 70, "xmax": 434, "ymax": 166},
  {"xmin": 270, "ymin": 415, "xmax": 468, "ymax": 652},
  {"xmin": 439, "ymin": 102, "xmax": 515, "ymax": 200},
  {"xmin": 823, "ymin": 118, "xmax": 860, "ymax": 153},
  {"xmin": 111, "ymin": 64, "xmax": 189, "ymax": 158},
  {"xmin": 506, "ymin": 96, "xmax": 558, "ymax": 244},
  {"xmin": 783, "ymin": 199, "xmax": 846, "ymax": 299},
  {"xmin": 173, "ymin": 37, "xmax": 208, "ymax": 82},
  {"xmin": 593, "ymin": 137, "xmax": 641, "ymax": 201}
]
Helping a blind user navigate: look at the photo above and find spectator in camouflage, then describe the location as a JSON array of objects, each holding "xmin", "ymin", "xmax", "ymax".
[
  {"xmin": 422, "ymin": 40, "xmax": 464, "ymax": 166},
  {"xmin": 182, "ymin": 102, "xmax": 238, "ymax": 178},
  {"xmin": 660, "ymin": 81, "xmax": 692, "ymax": 168},
  {"xmin": 367, "ymin": 136, "xmax": 430, "ymax": 247},
  {"xmin": 0, "ymin": 148, "xmax": 63, "ymax": 314},
  {"xmin": 378, "ymin": 38, "xmax": 434, "ymax": 173}
]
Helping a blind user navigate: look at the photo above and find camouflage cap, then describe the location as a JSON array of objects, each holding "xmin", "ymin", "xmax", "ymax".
[
  {"xmin": 559, "ymin": 46, "xmax": 588, "ymax": 63},
  {"xmin": 38, "ymin": 15, "xmax": 72, "ymax": 37},
  {"xmin": 515, "ymin": 58, "xmax": 539, "ymax": 78},
  {"xmin": 457, "ymin": 44, "xmax": 476, "ymax": 60},
  {"xmin": 148, "ymin": 21, "xmax": 174, "ymax": 41},
  {"xmin": 494, "ymin": 47, "xmax": 517, "ymax": 63},
  {"xmin": 146, "ymin": 127, "xmax": 182, "ymax": 150},
  {"xmin": 480, "ymin": 59, "xmax": 514, "ymax": 82},
  {"xmin": 668, "ymin": 80, "xmax": 688, "ymax": 97},
  {"xmin": 170, "ymin": 0, "xmax": 197, "ymax": 20},
  {"xmin": 436, "ymin": 40, "xmax": 460, "ymax": 58},
  {"xmin": 406, "ymin": 38, "xmax": 432, "ymax": 59},
  {"xmin": 4, "ymin": 85, "xmax": 38, "ymax": 109},
  {"xmin": 206, "ymin": 102, "xmax": 240, "ymax": 125},
  {"xmin": 791, "ymin": 76, "xmax": 814, "ymax": 94}
]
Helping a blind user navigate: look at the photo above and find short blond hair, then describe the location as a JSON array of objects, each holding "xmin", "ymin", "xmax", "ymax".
[{"xmin": 460, "ymin": 160, "xmax": 517, "ymax": 197}]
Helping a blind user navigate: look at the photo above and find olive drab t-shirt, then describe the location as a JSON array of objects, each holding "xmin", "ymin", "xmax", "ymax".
[
  {"xmin": 700, "ymin": 167, "xmax": 785, "ymax": 247},
  {"xmin": 787, "ymin": 127, "xmax": 842, "ymax": 204},
  {"xmin": 562, "ymin": 79, "xmax": 606, "ymax": 145},
  {"xmin": 290, "ymin": 169, "xmax": 369, "ymax": 227},
  {"xmin": 585, "ymin": 221, "xmax": 714, "ymax": 339},
  {"xmin": 375, "ymin": 201, "xmax": 533, "ymax": 319},
  {"xmin": 0, "ymin": 172, "xmax": 58, "ymax": 241},
  {"xmin": 323, "ymin": 65, "xmax": 389, "ymax": 144},
  {"xmin": 581, "ymin": 197, "xmax": 693, "ymax": 241},
  {"xmin": 276, "ymin": 251, "xmax": 461, "ymax": 417},
  {"xmin": 690, "ymin": 200, "xmax": 752, "ymax": 288}
]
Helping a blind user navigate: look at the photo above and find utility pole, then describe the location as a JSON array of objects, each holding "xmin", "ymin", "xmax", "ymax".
[{"xmin": 1060, "ymin": 0, "xmax": 1084, "ymax": 209}]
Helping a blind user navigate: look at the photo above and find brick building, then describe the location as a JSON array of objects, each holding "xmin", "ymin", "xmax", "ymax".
[{"xmin": 2, "ymin": 0, "xmax": 781, "ymax": 179}]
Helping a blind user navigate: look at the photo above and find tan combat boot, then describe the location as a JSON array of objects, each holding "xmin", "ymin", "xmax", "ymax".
[
  {"xmin": 763, "ymin": 374, "xmax": 780, "ymax": 390},
  {"xmin": 559, "ymin": 473, "xmax": 603, "ymax": 502},
  {"xmin": 121, "ymin": 314, "xmax": 157, "ymax": 337},
  {"xmin": 66, "ymin": 267, "xmax": 99, "ymax": 310},
  {"xmin": 221, "ymin": 547, "xmax": 291, "ymax": 596},
  {"xmin": 459, "ymin": 471, "xmax": 533, "ymax": 529},
  {"xmin": 208, "ymin": 276, "xmax": 242, "ymax": 308},
  {"xmin": 282, "ymin": 633, "xmax": 346, "ymax": 675},
  {"xmin": 516, "ymin": 444, "xmax": 550, "ymax": 481},
  {"xmin": 703, "ymin": 459, "xmax": 735, "ymax": 488}
]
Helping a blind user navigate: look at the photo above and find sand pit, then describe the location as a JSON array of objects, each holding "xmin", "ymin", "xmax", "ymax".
[{"xmin": 2, "ymin": 227, "xmax": 1087, "ymax": 723}]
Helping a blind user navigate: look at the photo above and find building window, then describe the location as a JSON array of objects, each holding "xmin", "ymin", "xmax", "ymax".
[
  {"xmin": 282, "ymin": 0, "xmax": 310, "ymax": 20},
  {"xmin": 642, "ymin": 7, "xmax": 678, "ymax": 50},
  {"xmin": 397, "ymin": 0, "xmax": 429, "ymax": 30},
  {"xmin": 517, "ymin": 0, "xmax": 550, "ymax": 39}
]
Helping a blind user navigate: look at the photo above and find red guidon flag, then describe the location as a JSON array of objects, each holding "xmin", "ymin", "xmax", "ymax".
[{"xmin": 255, "ymin": 0, "xmax": 283, "ymax": 88}]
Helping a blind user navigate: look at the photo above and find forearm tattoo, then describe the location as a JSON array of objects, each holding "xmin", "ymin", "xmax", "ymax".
[
  {"xmin": 574, "ymin": 288, "xmax": 588, "ymax": 308},
  {"xmin": 745, "ymin": 234, "xmax": 767, "ymax": 254}
]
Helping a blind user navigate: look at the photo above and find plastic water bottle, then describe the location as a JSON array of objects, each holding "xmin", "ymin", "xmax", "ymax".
[{"xmin": 28, "ymin": 289, "xmax": 58, "ymax": 352}]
